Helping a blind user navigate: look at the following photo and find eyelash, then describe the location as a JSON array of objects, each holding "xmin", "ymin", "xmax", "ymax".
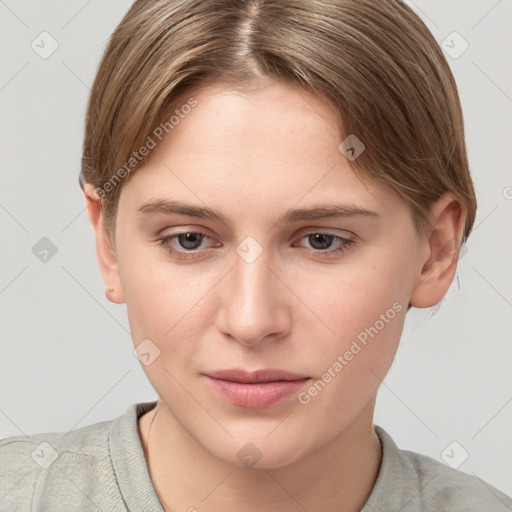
[{"xmin": 156, "ymin": 231, "xmax": 355, "ymax": 260}]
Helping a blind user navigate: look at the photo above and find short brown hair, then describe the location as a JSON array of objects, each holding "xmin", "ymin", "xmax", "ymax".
[{"xmin": 80, "ymin": 0, "xmax": 477, "ymax": 244}]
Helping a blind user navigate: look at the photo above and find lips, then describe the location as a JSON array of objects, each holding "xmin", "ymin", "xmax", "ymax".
[
  {"xmin": 205, "ymin": 368, "xmax": 309, "ymax": 383},
  {"xmin": 203, "ymin": 368, "xmax": 311, "ymax": 408}
]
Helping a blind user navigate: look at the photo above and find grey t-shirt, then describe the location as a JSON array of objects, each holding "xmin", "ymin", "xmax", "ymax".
[{"xmin": 1, "ymin": 401, "xmax": 510, "ymax": 511}]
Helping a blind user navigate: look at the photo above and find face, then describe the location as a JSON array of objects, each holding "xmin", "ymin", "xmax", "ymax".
[{"xmin": 113, "ymin": 80, "xmax": 426, "ymax": 467}]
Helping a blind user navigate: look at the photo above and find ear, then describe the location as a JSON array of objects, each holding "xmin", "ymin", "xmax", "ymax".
[
  {"xmin": 409, "ymin": 193, "xmax": 466, "ymax": 309},
  {"xmin": 83, "ymin": 183, "xmax": 125, "ymax": 304}
]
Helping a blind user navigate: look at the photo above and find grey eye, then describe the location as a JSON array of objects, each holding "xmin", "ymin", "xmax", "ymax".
[
  {"xmin": 177, "ymin": 232, "xmax": 205, "ymax": 250},
  {"xmin": 307, "ymin": 234, "xmax": 336, "ymax": 250}
]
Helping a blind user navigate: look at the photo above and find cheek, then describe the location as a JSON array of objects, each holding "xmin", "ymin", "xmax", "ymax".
[
  {"xmin": 296, "ymin": 248, "xmax": 411, "ymax": 389},
  {"xmin": 120, "ymin": 230, "xmax": 413, "ymax": 358},
  {"xmin": 301, "ymin": 254, "xmax": 409, "ymax": 344},
  {"xmin": 120, "ymin": 253, "xmax": 216, "ymax": 396},
  {"xmin": 120, "ymin": 246, "xmax": 221, "ymax": 353},
  {"xmin": 292, "ymin": 267, "xmax": 408, "ymax": 434}
]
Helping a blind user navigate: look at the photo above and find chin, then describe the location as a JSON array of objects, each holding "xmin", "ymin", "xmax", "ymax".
[{"xmin": 202, "ymin": 430, "xmax": 316, "ymax": 470}]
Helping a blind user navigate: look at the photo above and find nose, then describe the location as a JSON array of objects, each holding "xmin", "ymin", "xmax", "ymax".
[{"xmin": 216, "ymin": 243, "xmax": 292, "ymax": 347}]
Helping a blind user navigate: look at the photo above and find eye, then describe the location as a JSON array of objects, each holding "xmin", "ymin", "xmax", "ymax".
[
  {"xmin": 294, "ymin": 232, "xmax": 355, "ymax": 256},
  {"xmin": 157, "ymin": 231, "xmax": 218, "ymax": 259},
  {"xmin": 174, "ymin": 232, "xmax": 207, "ymax": 250},
  {"xmin": 156, "ymin": 230, "xmax": 355, "ymax": 260}
]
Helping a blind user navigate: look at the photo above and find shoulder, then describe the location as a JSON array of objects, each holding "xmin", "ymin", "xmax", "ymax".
[
  {"xmin": 0, "ymin": 418, "xmax": 124, "ymax": 511},
  {"xmin": 402, "ymin": 448, "xmax": 510, "ymax": 510},
  {"xmin": 370, "ymin": 426, "xmax": 511, "ymax": 511}
]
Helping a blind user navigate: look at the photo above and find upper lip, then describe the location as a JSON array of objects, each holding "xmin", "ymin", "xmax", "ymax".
[{"xmin": 205, "ymin": 368, "xmax": 309, "ymax": 383}]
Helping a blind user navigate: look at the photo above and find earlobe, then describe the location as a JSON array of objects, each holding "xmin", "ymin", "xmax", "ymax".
[
  {"xmin": 409, "ymin": 194, "xmax": 466, "ymax": 309},
  {"xmin": 83, "ymin": 184, "xmax": 125, "ymax": 304}
]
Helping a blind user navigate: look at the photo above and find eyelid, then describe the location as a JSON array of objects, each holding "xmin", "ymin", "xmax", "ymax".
[
  {"xmin": 295, "ymin": 226, "xmax": 356, "ymax": 240},
  {"xmin": 155, "ymin": 229, "xmax": 219, "ymax": 260},
  {"xmin": 157, "ymin": 228, "xmax": 356, "ymax": 261},
  {"xmin": 158, "ymin": 230, "xmax": 217, "ymax": 248},
  {"xmin": 292, "ymin": 232, "xmax": 355, "ymax": 253},
  {"xmin": 156, "ymin": 227, "xmax": 354, "ymax": 244},
  {"xmin": 156, "ymin": 224, "xmax": 215, "ymax": 238}
]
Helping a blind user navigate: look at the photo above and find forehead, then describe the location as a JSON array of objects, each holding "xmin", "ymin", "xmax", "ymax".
[
  {"xmin": 118, "ymin": 81, "xmax": 405, "ymax": 223},
  {"xmin": 166, "ymin": 80, "xmax": 342, "ymax": 155}
]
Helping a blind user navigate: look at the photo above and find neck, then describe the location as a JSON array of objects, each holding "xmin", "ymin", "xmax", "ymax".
[{"xmin": 139, "ymin": 398, "xmax": 381, "ymax": 512}]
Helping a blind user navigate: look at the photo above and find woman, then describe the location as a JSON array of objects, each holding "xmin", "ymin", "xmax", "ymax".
[{"xmin": 1, "ymin": 0, "xmax": 510, "ymax": 510}]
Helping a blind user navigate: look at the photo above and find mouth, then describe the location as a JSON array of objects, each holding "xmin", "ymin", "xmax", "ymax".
[{"xmin": 203, "ymin": 368, "xmax": 311, "ymax": 408}]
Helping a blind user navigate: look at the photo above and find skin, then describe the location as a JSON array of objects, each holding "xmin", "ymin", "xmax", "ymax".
[{"xmin": 84, "ymin": 79, "xmax": 465, "ymax": 512}]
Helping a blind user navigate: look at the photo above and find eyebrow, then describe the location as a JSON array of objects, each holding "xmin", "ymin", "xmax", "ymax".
[{"xmin": 137, "ymin": 199, "xmax": 379, "ymax": 226}]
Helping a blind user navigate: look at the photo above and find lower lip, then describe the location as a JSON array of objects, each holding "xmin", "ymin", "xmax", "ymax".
[{"xmin": 204, "ymin": 376, "xmax": 310, "ymax": 408}]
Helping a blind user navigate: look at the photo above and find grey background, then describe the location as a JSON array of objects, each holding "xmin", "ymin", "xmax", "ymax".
[{"xmin": 1, "ymin": 0, "xmax": 511, "ymax": 498}]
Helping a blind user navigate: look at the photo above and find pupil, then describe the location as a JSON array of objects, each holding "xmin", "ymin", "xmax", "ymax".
[{"xmin": 179, "ymin": 232, "xmax": 203, "ymax": 249}]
